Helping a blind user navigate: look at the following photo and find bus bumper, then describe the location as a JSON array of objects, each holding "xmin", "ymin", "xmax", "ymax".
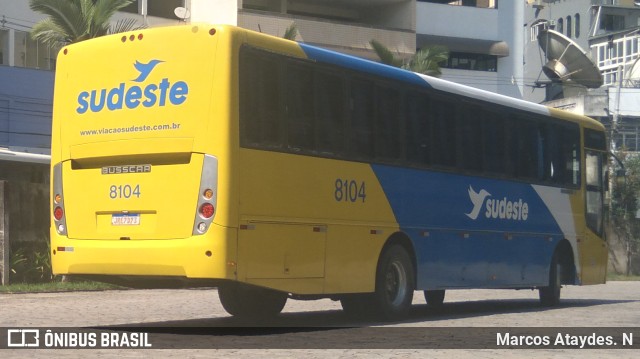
[{"xmin": 50, "ymin": 224, "xmax": 237, "ymax": 281}]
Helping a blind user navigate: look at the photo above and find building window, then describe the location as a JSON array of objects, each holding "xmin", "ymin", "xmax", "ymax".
[
  {"xmin": 121, "ymin": 0, "xmax": 184, "ymax": 19},
  {"xmin": 13, "ymin": 30, "xmax": 57, "ymax": 69},
  {"xmin": 601, "ymin": 14, "xmax": 625, "ymax": 32},
  {"xmin": 566, "ymin": 16, "xmax": 572, "ymax": 38},
  {"xmin": 0, "ymin": 29, "xmax": 57, "ymax": 70},
  {"xmin": 441, "ymin": 52, "xmax": 497, "ymax": 72},
  {"xmin": 0, "ymin": 29, "xmax": 9, "ymax": 65},
  {"xmin": 530, "ymin": 21, "xmax": 548, "ymax": 42},
  {"xmin": 575, "ymin": 14, "xmax": 580, "ymax": 38},
  {"xmin": 417, "ymin": 0, "xmax": 497, "ymax": 8},
  {"xmin": 557, "ymin": 18, "xmax": 564, "ymax": 34}
]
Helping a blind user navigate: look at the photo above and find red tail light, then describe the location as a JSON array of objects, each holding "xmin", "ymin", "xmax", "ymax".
[
  {"xmin": 54, "ymin": 207, "xmax": 64, "ymax": 221},
  {"xmin": 200, "ymin": 203, "xmax": 214, "ymax": 219}
]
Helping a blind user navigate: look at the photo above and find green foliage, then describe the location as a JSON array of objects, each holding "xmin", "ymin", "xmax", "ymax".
[
  {"xmin": 369, "ymin": 39, "xmax": 449, "ymax": 77},
  {"xmin": 402, "ymin": 45, "xmax": 450, "ymax": 77},
  {"xmin": 611, "ymin": 152, "xmax": 640, "ymax": 275},
  {"xmin": 0, "ymin": 280, "xmax": 121, "ymax": 293},
  {"xmin": 9, "ymin": 242, "xmax": 53, "ymax": 284},
  {"xmin": 29, "ymin": 0, "xmax": 144, "ymax": 48},
  {"xmin": 369, "ymin": 39, "xmax": 402, "ymax": 67},
  {"xmin": 612, "ymin": 154, "xmax": 640, "ymax": 218},
  {"xmin": 283, "ymin": 23, "xmax": 298, "ymax": 41}
]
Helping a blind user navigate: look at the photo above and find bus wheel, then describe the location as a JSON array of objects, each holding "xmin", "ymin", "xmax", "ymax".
[
  {"xmin": 373, "ymin": 245, "xmax": 415, "ymax": 320},
  {"xmin": 424, "ymin": 290, "xmax": 445, "ymax": 307},
  {"xmin": 539, "ymin": 253, "xmax": 561, "ymax": 307},
  {"xmin": 218, "ymin": 283, "xmax": 287, "ymax": 319}
]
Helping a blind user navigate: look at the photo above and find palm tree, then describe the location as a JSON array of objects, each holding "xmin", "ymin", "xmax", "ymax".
[
  {"xmin": 370, "ymin": 39, "xmax": 449, "ymax": 77},
  {"xmin": 30, "ymin": 0, "xmax": 144, "ymax": 48},
  {"xmin": 283, "ymin": 23, "xmax": 298, "ymax": 41}
]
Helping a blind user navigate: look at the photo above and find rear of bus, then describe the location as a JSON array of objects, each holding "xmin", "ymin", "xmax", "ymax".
[{"xmin": 50, "ymin": 25, "xmax": 238, "ymax": 285}]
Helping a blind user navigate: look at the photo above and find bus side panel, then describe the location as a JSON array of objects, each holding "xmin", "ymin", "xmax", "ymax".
[
  {"xmin": 237, "ymin": 149, "xmax": 398, "ymax": 295},
  {"xmin": 372, "ymin": 165, "xmax": 572, "ymax": 290}
]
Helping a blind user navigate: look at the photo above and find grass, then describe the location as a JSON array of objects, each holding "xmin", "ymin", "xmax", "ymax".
[{"xmin": 0, "ymin": 280, "xmax": 122, "ymax": 294}]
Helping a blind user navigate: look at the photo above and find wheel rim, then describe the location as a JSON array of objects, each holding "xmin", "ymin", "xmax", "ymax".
[{"xmin": 385, "ymin": 260, "xmax": 407, "ymax": 306}]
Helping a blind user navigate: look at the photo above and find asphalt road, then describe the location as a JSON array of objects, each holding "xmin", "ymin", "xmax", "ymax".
[{"xmin": 1, "ymin": 281, "xmax": 639, "ymax": 358}]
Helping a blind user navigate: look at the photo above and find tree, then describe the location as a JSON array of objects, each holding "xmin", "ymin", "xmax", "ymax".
[
  {"xmin": 369, "ymin": 39, "xmax": 449, "ymax": 77},
  {"xmin": 29, "ymin": 0, "xmax": 143, "ymax": 48},
  {"xmin": 610, "ymin": 153, "xmax": 640, "ymax": 276}
]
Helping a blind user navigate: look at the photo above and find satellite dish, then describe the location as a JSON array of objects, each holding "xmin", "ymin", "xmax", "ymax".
[
  {"xmin": 174, "ymin": 7, "xmax": 191, "ymax": 20},
  {"xmin": 537, "ymin": 29, "xmax": 603, "ymax": 88}
]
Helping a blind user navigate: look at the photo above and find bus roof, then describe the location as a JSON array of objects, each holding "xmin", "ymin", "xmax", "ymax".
[{"xmin": 290, "ymin": 39, "xmax": 604, "ymax": 131}]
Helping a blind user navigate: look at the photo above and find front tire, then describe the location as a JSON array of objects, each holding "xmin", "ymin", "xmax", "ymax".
[
  {"xmin": 218, "ymin": 283, "xmax": 287, "ymax": 319},
  {"xmin": 539, "ymin": 253, "xmax": 561, "ymax": 306},
  {"xmin": 373, "ymin": 245, "xmax": 415, "ymax": 320}
]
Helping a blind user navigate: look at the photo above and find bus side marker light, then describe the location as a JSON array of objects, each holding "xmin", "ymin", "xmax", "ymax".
[
  {"xmin": 54, "ymin": 194, "xmax": 62, "ymax": 204},
  {"xmin": 203, "ymin": 189, "xmax": 214, "ymax": 200},
  {"xmin": 57, "ymin": 247, "xmax": 74, "ymax": 252},
  {"xmin": 209, "ymin": 28, "xmax": 216, "ymax": 36}
]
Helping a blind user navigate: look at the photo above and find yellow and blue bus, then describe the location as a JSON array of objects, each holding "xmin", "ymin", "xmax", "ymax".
[{"xmin": 50, "ymin": 24, "xmax": 608, "ymax": 320}]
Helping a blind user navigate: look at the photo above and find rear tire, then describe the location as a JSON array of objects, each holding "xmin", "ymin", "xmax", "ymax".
[
  {"xmin": 424, "ymin": 290, "xmax": 445, "ymax": 308},
  {"xmin": 218, "ymin": 283, "xmax": 287, "ymax": 319},
  {"xmin": 539, "ymin": 253, "xmax": 561, "ymax": 307},
  {"xmin": 372, "ymin": 245, "xmax": 415, "ymax": 320}
]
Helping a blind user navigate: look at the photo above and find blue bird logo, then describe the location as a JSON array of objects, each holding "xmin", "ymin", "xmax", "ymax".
[
  {"xmin": 132, "ymin": 59, "xmax": 164, "ymax": 82},
  {"xmin": 465, "ymin": 186, "xmax": 491, "ymax": 220}
]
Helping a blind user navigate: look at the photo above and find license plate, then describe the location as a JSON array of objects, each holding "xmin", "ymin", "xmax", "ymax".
[{"xmin": 111, "ymin": 213, "xmax": 140, "ymax": 226}]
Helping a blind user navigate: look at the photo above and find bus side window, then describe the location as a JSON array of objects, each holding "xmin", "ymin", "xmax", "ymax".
[
  {"xmin": 239, "ymin": 48, "xmax": 282, "ymax": 148},
  {"xmin": 545, "ymin": 123, "xmax": 580, "ymax": 187},
  {"xmin": 513, "ymin": 118, "xmax": 540, "ymax": 181},
  {"xmin": 349, "ymin": 78, "xmax": 374, "ymax": 159},
  {"xmin": 405, "ymin": 91, "xmax": 430, "ymax": 166},
  {"xmin": 483, "ymin": 113, "xmax": 506, "ymax": 175},
  {"xmin": 315, "ymin": 71, "xmax": 345, "ymax": 156},
  {"xmin": 564, "ymin": 127, "xmax": 580, "ymax": 186},
  {"xmin": 286, "ymin": 62, "xmax": 315, "ymax": 152},
  {"xmin": 431, "ymin": 99, "xmax": 456, "ymax": 168},
  {"xmin": 457, "ymin": 106, "xmax": 483, "ymax": 173},
  {"xmin": 586, "ymin": 151, "xmax": 604, "ymax": 235},
  {"xmin": 375, "ymin": 85, "xmax": 401, "ymax": 161}
]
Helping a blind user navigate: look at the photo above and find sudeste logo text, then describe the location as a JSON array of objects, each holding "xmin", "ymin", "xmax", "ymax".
[
  {"xmin": 465, "ymin": 186, "xmax": 529, "ymax": 221},
  {"xmin": 76, "ymin": 60, "xmax": 188, "ymax": 114}
]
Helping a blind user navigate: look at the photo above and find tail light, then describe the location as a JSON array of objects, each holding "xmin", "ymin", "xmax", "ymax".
[
  {"xmin": 193, "ymin": 155, "xmax": 218, "ymax": 235},
  {"xmin": 52, "ymin": 163, "xmax": 68, "ymax": 235}
]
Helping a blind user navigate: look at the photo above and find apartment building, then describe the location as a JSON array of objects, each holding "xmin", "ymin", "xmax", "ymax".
[{"xmin": 4, "ymin": 0, "xmax": 640, "ymax": 153}]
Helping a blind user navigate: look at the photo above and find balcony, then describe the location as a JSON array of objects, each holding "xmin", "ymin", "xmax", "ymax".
[{"xmin": 238, "ymin": 6, "xmax": 416, "ymax": 59}]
